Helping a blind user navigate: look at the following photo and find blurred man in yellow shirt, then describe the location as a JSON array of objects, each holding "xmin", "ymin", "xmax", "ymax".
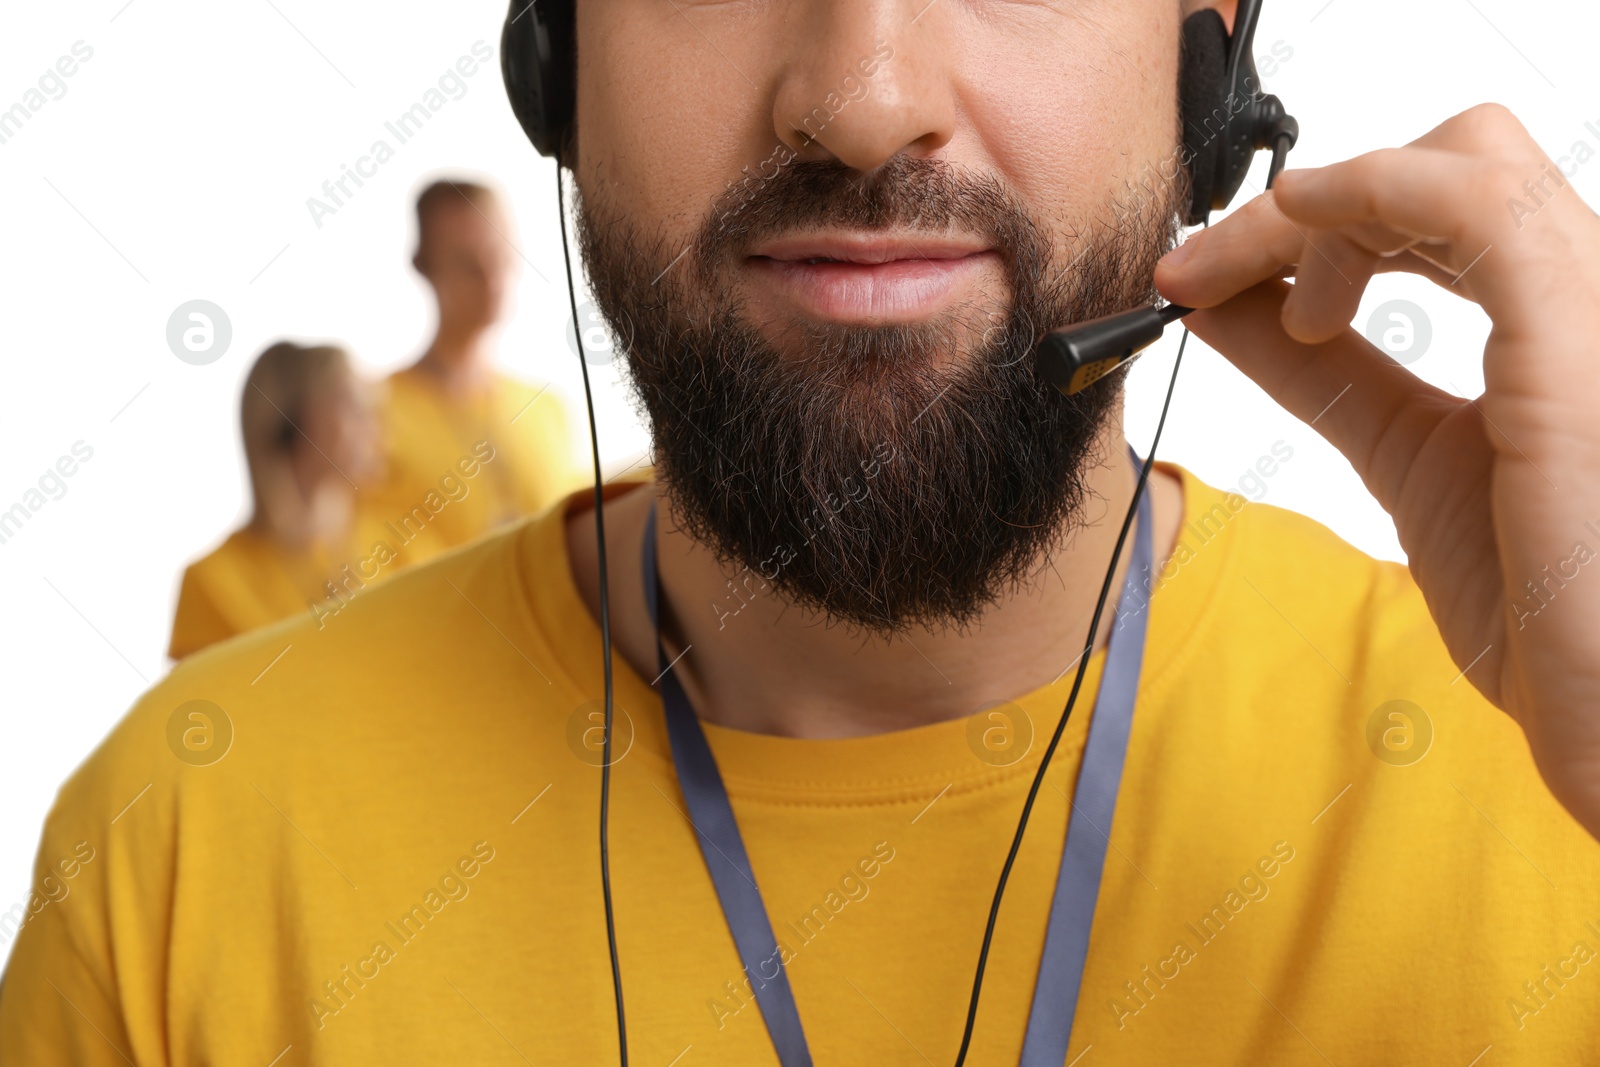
[
  {"xmin": 168, "ymin": 342, "xmax": 388, "ymax": 659},
  {"xmin": 366, "ymin": 179, "xmax": 585, "ymax": 564}
]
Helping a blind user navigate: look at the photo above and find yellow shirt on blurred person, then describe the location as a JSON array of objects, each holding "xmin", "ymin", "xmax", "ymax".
[
  {"xmin": 362, "ymin": 365, "xmax": 583, "ymax": 565},
  {"xmin": 167, "ymin": 512, "xmax": 400, "ymax": 661}
]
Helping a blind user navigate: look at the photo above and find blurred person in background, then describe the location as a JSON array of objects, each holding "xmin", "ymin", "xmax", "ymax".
[
  {"xmin": 167, "ymin": 341, "xmax": 385, "ymax": 659},
  {"xmin": 366, "ymin": 178, "xmax": 585, "ymax": 562}
]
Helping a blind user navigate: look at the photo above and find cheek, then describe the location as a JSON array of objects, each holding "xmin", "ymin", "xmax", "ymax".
[
  {"xmin": 958, "ymin": 11, "xmax": 1181, "ymax": 250},
  {"xmin": 576, "ymin": 7, "xmax": 777, "ymax": 253}
]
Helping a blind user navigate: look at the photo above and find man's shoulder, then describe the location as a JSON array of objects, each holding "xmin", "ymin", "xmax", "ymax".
[
  {"xmin": 1158, "ymin": 470, "xmax": 1593, "ymax": 874},
  {"xmin": 1162, "ymin": 467, "xmax": 1473, "ymax": 725},
  {"xmin": 1233, "ymin": 486, "xmax": 1426, "ymax": 642},
  {"xmin": 1169, "ymin": 466, "xmax": 1418, "ymax": 627}
]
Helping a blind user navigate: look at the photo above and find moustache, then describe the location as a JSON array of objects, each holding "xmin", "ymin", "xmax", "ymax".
[{"xmin": 694, "ymin": 156, "xmax": 1043, "ymax": 276}]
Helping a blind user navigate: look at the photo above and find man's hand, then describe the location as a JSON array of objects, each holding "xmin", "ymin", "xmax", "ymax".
[{"xmin": 1153, "ymin": 103, "xmax": 1600, "ymax": 840}]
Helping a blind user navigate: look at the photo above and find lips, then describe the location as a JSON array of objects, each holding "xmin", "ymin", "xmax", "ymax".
[
  {"xmin": 750, "ymin": 232, "xmax": 992, "ymax": 265},
  {"xmin": 744, "ymin": 231, "xmax": 1000, "ymax": 324}
]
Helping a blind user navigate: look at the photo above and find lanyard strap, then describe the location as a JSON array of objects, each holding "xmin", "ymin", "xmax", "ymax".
[
  {"xmin": 1020, "ymin": 474, "xmax": 1152, "ymax": 1066},
  {"xmin": 644, "ymin": 507, "xmax": 814, "ymax": 1067},
  {"xmin": 642, "ymin": 465, "xmax": 1152, "ymax": 1067}
]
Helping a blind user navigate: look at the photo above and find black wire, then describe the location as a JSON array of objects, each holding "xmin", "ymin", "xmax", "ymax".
[
  {"xmin": 555, "ymin": 162, "xmax": 629, "ymax": 1066},
  {"xmin": 951, "ymin": 323, "xmax": 1191, "ymax": 1066},
  {"xmin": 1267, "ymin": 133, "xmax": 1293, "ymax": 187}
]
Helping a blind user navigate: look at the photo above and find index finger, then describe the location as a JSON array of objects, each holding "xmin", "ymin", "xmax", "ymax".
[{"xmin": 1270, "ymin": 148, "xmax": 1495, "ymax": 249}]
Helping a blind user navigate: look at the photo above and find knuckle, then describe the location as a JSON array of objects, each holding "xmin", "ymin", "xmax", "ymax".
[
  {"xmin": 1465, "ymin": 100, "xmax": 1519, "ymax": 128},
  {"xmin": 1457, "ymin": 102, "xmax": 1532, "ymax": 153},
  {"xmin": 1361, "ymin": 147, "xmax": 1407, "ymax": 175}
]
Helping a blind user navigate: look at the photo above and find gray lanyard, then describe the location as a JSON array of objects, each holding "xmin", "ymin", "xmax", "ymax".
[{"xmin": 641, "ymin": 474, "xmax": 1152, "ymax": 1067}]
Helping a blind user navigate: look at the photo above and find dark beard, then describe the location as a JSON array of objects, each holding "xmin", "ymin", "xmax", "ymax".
[{"xmin": 576, "ymin": 155, "xmax": 1181, "ymax": 637}]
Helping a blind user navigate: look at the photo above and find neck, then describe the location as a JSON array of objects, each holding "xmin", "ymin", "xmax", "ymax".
[
  {"xmin": 412, "ymin": 323, "xmax": 494, "ymax": 396},
  {"xmin": 248, "ymin": 471, "xmax": 353, "ymax": 552},
  {"xmin": 567, "ymin": 428, "xmax": 1184, "ymax": 740}
]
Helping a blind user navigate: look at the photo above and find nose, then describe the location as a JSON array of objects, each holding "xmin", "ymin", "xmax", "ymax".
[{"xmin": 770, "ymin": 2, "xmax": 957, "ymax": 173}]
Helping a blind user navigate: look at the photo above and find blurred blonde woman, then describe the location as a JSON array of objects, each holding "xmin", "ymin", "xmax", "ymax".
[{"xmin": 168, "ymin": 341, "xmax": 386, "ymax": 660}]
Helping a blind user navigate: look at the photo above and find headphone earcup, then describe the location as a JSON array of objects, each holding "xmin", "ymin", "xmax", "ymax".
[
  {"xmin": 1179, "ymin": 9, "xmax": 1229, "ymax": 226},
  {"xmin": 501, "ymin": 0, "xmax": 575, "ymax": 158}
]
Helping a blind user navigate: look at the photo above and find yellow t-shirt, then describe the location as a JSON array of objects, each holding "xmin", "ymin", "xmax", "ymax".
[
  {"xmin": 167, "ymin": 517, "xmax": 406, "ymax": 661},
  {"xmin": 8, "ymin": 466, "xmax": 1600, "ymax": 1065},
  {"xmin": 363, "ymin": 367, "xmax": 586, "ymax": 565}
]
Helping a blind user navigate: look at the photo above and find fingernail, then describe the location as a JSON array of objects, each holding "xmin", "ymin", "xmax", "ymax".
[{"xmin": 1160, "ymin": 240, "xmax": 1196, "ymax": 268}]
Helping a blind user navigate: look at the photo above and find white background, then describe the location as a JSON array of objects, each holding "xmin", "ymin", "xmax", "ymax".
[{"xmin": 1, "ymin": 0, "xmax": 1596, "ymax": 967}]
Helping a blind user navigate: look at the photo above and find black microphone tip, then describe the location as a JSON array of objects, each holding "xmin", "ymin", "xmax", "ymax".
[{"xmin": 1035, "ymin": 304, "xmax": 1186, "ymax": 396}]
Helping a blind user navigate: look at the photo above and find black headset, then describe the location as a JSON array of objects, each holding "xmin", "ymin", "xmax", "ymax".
[{"xmin": 499, "ymin": 5, "xmax": 1297, "ymax": 1065}]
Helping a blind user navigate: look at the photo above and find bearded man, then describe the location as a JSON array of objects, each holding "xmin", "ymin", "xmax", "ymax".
[{"xmin": 6, "ymin": 1, "xmax": 1600, "ymax": 1064}]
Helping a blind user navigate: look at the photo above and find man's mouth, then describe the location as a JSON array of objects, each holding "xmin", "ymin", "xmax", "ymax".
[{"xmin": 743, "ymin": 231, "xmax": 1001, "ymax": 325}]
